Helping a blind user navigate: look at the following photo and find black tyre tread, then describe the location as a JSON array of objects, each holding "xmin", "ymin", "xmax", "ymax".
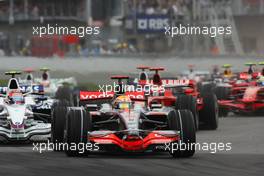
[
  {"xmin": 73, "ymin": 91, "xmax": 80, "ymax": 107},
  {"xmin": 174, "ymin": 95, "xmax": 199, "ymax": 130},
  {"xmin": 65, "ymin": 108, "xmax": 92, "ymax": 157},
  {"xmin": 214, "ymin": 87, "xmax": 230, "ymax": 117},
  {"xmin": 51, "ymin": 100, "xmax": 69, "ymax": 151},
  {"xmin": 200, "ymin": 83, "xmax": 215, "ymax": 96},
  {"xmin": 197, "ymin": 82, "xmax": 202, "ymax": 93},
  {"xmin": 55, "ymin": 86, "xmax": 73, "ymax": 105},
  {"xmin": 199, "ymin": 93, "xmax": 219, "ymax": 130},
  {"xmin": 168, "ymin": 110, "xmax": 196, "ymax": 158},
  {"xmin": 214, "ymin": 86, "xmax": 230, "ymax": 100}
]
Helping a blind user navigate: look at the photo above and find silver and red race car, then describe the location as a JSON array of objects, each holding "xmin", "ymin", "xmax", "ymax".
[{"xmin": 51, "ymin": 76, "xmax": 196, "ymax": 158}]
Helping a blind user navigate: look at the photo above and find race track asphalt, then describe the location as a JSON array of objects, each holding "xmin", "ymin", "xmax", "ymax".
[
  {"xmin": 0, "ymin": 56, "xmax": 263, "ymax": 176},
  {"xmin": 1, "ymin": 117, "xmax": 263, "ymax": 176}
]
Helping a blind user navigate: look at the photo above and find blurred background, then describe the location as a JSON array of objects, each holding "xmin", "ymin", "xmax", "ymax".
[{"xmin": 0, "ymin": 0, "xmax": 263, "ymax": 58}]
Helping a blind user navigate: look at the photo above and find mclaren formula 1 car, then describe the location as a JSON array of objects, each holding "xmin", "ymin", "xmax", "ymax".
[{"xmin": 51, "ymin": 76, "xmax": 196, "ymax": 158}]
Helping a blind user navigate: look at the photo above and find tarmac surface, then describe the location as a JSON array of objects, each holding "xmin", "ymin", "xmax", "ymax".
[
  {"xmin": 0, "ymin": 117, "xmax": 263, "ymax": 176},
  {"xmin": 0, "ymin": 56, "xmax": 263, "ymax": 176}
]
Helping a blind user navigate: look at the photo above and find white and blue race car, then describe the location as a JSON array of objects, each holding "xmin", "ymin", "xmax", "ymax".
[
  {"xmin": 0, "ymin": 71, "xmax": 51, "ymax": 142},
  {"xmin": 19, "ymin": 68, "xmax": 77, "ymax": 97}
]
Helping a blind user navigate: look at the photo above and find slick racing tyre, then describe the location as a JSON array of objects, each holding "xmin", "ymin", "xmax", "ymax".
[
  {"xmin": 214, "ymin": 86, "xmax": 230, "ymax": 117},
  {"xmin": 73, "ymin": 90, "xmax": 80, "ymax": 107},
  {"xmin": 55, "ymin": 86, "xmax": 74, "ymax": 106},
  {"xmin": 214, "ymin": 86, "xmax": 230, "ymax": 100},
  {"xmin": 51, "ymin": 100, "xmax": 70, "ymax": 151},
  {"xmin": 199, "ymin": 93, "xmax": 219, "ymax": 130},
  {"xmin": 168, "ymin": 110, "xmax": 196, "ymax": 158},
  {"xmin": 197, "ymin": 82, "xmax": 202, "ymax": 93},
  {"xmin": 65, "ymin": 108, "xmax": 92, "ymax": 157},
  {"xmin": 174, "ymin": 95, "xmax": 199, "ymax": 130},
  {"xmin": 200, "ymin": 83, "xmax": 215, "ymax": 96}
]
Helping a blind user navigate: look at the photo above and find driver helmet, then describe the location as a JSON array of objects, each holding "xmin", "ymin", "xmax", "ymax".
[
  {"xmin": 223, "ymin": 69, "xmax": 232, "ymax": 78},
  {"xmin": 8, "ymin": 91, "xmax": 24, "ymax": 105},
  {"xmin": 42, "ymin": 71, "xmax": 49, "ymax": 81},
  {"xmin": 26, "ymin": 74, "xmax": 33, "ymax": 81},
  {"xmin": 248, "ymin": 66, "xmax": 254, "ymax": 74},
  {"xmin": 113, "ymin": 95, "xmax": 132, "ymax": 110}
]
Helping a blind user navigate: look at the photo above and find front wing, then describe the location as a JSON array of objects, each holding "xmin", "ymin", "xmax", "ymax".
[
  {"xmin": 218, "ymin": 100, "xmax": 264, "ymax": 112},
  {"xmin": 89, "ymin": 130, "xmax": 180, "ymax": 151},
  {"xmin": 0, "ymin": 123, "xmax": 51, "ymax": 141}
]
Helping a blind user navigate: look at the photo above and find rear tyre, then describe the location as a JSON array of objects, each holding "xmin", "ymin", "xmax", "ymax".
[
  {"xmin": 168, "ymin": 110, "xmax": 196, "ymax": 158},
  {"xmin": 65, "ymin": 108, "xmax": 92, "ymax": 157},
  {"xmin": 174, "ymin": 95, "xmax": 199, "ymax": 130},
  {"xmin": 51, "ymin": 100, "xmax": 69, "ymax": 151},
  {"xmin": 55, "ymin": 86, "xmax": 74, "ymax": 105},
  {"xmin": 197, "ymin": 82, "xmax": 202, "ymax": 93},
  {"xmin": 214, "ymin": 86, "xmax": 230, "ymax": 117},
  {"xmin": 199, "ymin": 93, "xmax": 219, "ymax": 130},
  {"xmin": 200, "ymin": 83, "xmax": 215, "ymax": 96},
  {"xmin": 73, "ymin": 92, "xmax": 80, "ymax": 107}
]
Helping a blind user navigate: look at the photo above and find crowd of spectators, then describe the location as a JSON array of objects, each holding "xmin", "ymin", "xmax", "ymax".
[
  {"xmin": 127, "ymin": 0, "xmax": 192, "ymax": 17},
  {"xmin": 0, "ymin": 0, "xmax": 85, "ymax": 22},
  {"xmin": 0, "ymin": 2, "xmax": 9, "ymax": 21},
  {"xmin": 126, "ymin": 0, "xmax": 264, "ymax": 17}
]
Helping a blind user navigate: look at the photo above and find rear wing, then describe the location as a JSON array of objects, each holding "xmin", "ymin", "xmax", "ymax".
[
  {"xmin": 21, "ymin": 85, "xmax": 44, "ymax": 94},
  {"xmin": 239, "ymin": 72, "xmax": 251, "ymax": 80},
  {"xmin": 125, "ymin": 91, "xmax": 145, "ymax": 101},
  {"xmin": 80, "ymin": 91, "xmax": 146, "ymax": 101},
  {"xmin": 80, "ymin": 91, "xmax": 115, "ymax": 101},
  {"xmin": 145, "ymin": 79, "xmax": 192, "ymax": 86},
  {"xmin": 0, "ymin": 85, "xmax": 44, "ymax": 95}
]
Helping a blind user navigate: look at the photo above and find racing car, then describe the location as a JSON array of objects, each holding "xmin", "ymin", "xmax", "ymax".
[
  {"xmin": 179, "ymin": 64, "xmax": 212, "ymax": 83},
  {"xmin": 51, "ymin": 76, "xmax": 196, "ymax": 158},
  {"xmin": 19, "ymin": 68, "xmax": 35, "ymax": 85},
  {"xmin": 214, "ymin": 63, "xmax": 260, "ymax": 116},
  {"xmin": 260, "ymin": 62, "xmax": 264, "ymax": 76},
  {"xmin": 0, "ymin": 71, "xmax": 51, "ymax": 142},
  {"xmin": 19, "ymin": 67, "xmax": 77, "ymax": 97},
  {"xmin": 218, "ymin": 76, "xmax": 264, "ymax": 115},
  {"xmin": 17, "ymin": 68, "xmax": 56, "ymax": 116},
  {"xmin": 133, "ymin": 67, "xmax": 219, "ymax": 130}
]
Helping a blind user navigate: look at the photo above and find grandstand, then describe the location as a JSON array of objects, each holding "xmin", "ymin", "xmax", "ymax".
[{"xmin": 0, "ymin": 0, "xmax": 263, "ymax": 57}]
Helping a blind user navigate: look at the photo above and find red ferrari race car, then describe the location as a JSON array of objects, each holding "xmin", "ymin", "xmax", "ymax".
[
  {"xmin": 133, "ymin": 67, "xmax": 219, "ymax": 130},
  {"xmin": 51, "ymin": 76, "xmax": 196, "ymax": 158},
  {"xmin": 214, "ymin": 63, "xmax": 260, "ymax": 116},
  {"xmin": 259, "ymin": 62, "xmax": 264, "ymax": 76},
  {"xmin": 217, "ymin": 76, "xmax": 264, "ymax": 115}
]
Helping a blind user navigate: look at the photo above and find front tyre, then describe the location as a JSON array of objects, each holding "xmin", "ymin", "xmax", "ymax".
[
  {"xmin": 199, "ymin": 93, "xmax": 219, "ymax": 130},
  {"xmin": 168, "ymin": 110, "xmax": 196, "ymax": 158},
  {"xmin": 55, "ymin": 86, "xmax": 74, "ymax": 105},
  {"xmin": 214, "ymin": 86, "xmax": 230, "ymax": 117},
  {"xmin": 65, "ymin": 108, "xmax": 92, "ymax": 157},
  {"xmin": 51, "ymin": 100, "xmax": 69, "ymax": 151},
  {"xmin": 174, "ymin": 95, "xmax": 199, "ymax": 131}
]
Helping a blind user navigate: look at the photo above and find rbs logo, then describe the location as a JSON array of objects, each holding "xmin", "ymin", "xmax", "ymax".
[{"xmin": 137, "ymin": 16, "xmax": 169, "ymax": 32}]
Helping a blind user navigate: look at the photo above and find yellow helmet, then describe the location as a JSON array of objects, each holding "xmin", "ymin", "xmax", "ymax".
[{"xmin": 113, "ymin": 95, "xmax": 132, "ymax": 110}]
